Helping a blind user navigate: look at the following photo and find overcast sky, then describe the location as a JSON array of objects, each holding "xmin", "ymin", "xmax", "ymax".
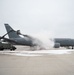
[{"xmin": 0, "ymin": 0, "xmax": 74, "ymax": 38}]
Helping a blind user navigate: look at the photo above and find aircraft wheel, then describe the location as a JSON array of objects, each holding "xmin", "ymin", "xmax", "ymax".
[
  {"xmin": 0, "ymin": 46, "xmax": 4, "ymax": 51},
  {"xmin": 72, "ymin": 46, "xmax": 74, "ymax": 49},
  {"xmin": 10, "ymin": 47, "xmax": 16, "ymax": 51}
]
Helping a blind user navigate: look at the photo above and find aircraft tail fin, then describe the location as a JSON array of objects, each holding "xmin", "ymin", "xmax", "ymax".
[{"xmin": 4, "ymin": 24, "xmax": 21, "ymax": 38}]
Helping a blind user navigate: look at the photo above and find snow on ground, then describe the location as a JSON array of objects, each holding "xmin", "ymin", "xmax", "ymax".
[{"xmin": 0, "ymin": 49, "xmax": 74, "ymax": 56}]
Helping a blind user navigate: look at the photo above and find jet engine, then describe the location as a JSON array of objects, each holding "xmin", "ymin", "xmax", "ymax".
[{"xmin": 54, "ymin": 43, "xmax": 60, "ymax": 48}]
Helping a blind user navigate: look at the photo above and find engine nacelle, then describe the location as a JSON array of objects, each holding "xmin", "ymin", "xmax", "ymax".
[{"xmin": 54, "ymin": 43, "xmax": 60, "ymax": 48}]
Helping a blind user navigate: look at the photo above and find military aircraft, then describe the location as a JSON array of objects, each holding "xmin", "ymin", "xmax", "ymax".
[
  {"xmin": 54, "ymin": 38, "xmax": 74, "ymax": 49},
  {"xmin": 1, "ymin": 24, "xmax": 74, "ymax": 50}
]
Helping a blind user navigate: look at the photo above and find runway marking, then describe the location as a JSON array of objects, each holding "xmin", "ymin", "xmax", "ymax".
[{"xmin": 0, "ymin": 50, "xmax": 74, "ymax": 56}]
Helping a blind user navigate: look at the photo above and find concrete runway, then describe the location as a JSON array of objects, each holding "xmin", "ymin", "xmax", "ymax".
[{"xmin": 0, "ymin": 47, "xmax": 74, "ymax": 75}]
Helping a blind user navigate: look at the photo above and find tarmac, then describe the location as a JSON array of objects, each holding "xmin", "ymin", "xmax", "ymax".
[{"xmin": 0, "ymin": 46, "xmax": 74, "ymax": 75}]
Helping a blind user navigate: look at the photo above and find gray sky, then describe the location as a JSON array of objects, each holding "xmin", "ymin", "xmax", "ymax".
[{"xmin": 0, "ymin": 0, "xmax": 74, "ymax": 38}]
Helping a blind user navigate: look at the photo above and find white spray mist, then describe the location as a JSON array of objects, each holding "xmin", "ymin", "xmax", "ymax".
[{"xmin": 31, "ymin": 31, "xmax": 54, "ymax": 50}]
